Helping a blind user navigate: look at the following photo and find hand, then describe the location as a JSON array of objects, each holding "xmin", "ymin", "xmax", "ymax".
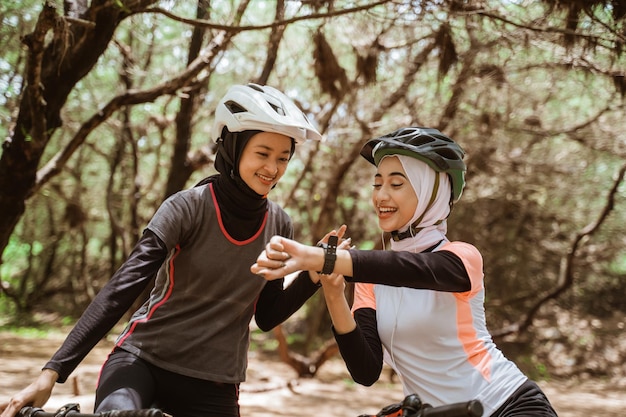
[
  {"xmin": 252, "ymin": 237, "xmax": 294, "ymax": 281},
  {"xmin": 309, "ymin": 225, "xmax": 350, "ymax": 285},
  {"xmin": 0, "ymin": 369, "xmax": 58, "ymax": 417},
  {"xmin": 251, "ymin": 225, "xmax": 350, "ymax": 281},
  {"xmin": 317, "ymin": 224, "xmax": 348, "ymax": 247},
  {"xmin": 317, "ymin": 271, "xmax": 346, "ymax": 295},
  {"xmin": 251, "ymin": 236, "xmax": 307, "ymax": 280}
]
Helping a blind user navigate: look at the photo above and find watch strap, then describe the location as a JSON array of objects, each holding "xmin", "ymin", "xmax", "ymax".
[{"xmin": 317, "ymin": 235, "xmax": 338, "ymax": 275}]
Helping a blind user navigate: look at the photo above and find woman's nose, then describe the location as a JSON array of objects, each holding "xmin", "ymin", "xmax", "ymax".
[
  {"xmin": 265, "ymin": 160, "xmax": 278, "ymax": 175},
  {"xmin": 376, "ymin": 187, "xmax": 390, "ymax": 200}
]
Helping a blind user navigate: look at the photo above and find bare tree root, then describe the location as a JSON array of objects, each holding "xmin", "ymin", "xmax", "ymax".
[{"xmin": 272, "ymin": 325, "xmax": 339, "ymax": 378}]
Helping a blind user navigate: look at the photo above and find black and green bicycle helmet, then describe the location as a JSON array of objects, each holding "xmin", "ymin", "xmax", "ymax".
[{"xmin": 360, "ymin": 126, "xmax": 466, "ymax": 203}]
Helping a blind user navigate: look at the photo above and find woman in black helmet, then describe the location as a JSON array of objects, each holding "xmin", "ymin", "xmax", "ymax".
[
  {"xmin": 252, "ymin": 127, "xmax": 558, "ymax": 416},
  {"xmin": 0, "ymin": 84, "xmax": 324, "ymax": 417}
]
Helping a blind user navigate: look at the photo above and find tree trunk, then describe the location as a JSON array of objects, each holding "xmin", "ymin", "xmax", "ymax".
[{"xmin": 0, "ymin": 2, "xmax": 142, "ymax": 266}]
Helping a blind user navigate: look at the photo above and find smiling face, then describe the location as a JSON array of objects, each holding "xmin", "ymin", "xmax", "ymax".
[
  {"xmin": 238, "ymin": 132, "xmax": 293, "ymax": 196},
  {"xmin": 372, "ymin": 156, "xmax": 419, "ymax": 233}
]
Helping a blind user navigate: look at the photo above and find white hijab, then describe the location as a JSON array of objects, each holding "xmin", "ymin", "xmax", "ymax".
[{"xmin": 388, "ymin": 155, "xmax": 452, "ymax": 253}]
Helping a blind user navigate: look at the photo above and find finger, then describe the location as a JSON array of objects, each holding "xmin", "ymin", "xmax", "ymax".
[
  {"xmin": 251, "ymin": 264, "xmax": 270, "ymax": 278},
  {"xmin": 265, "ymin": 242, "xmax": 279, "ymax": 259},
  {"xmin": 255, "ymin": 252, "xmax": 271, "ymax": 266},
  {"xmin": 264, "ymin": 246, "xmax": 278, "ymax": 260},
  {"xmin": 251, "ymin": 261, "xmax": 287, "ymax": 275},
  {"xmin": 266, "ymin": 247, "xmax": 290, "ymax": 262},
  {"xmin": 250, "ymin": 263, "xmax": 262, "ymax": 274},
  {"xmin": 253, "ymin": 267, "xmax": 282, "ymax": 281},
  {"xmin": 268, "ymin": 236, "xmax": 285, "ymax": 251},
  {"xmin": 2, "ymin": 402, "xmax": 19, "ymax": 417},
  {"xmin": 319, "ymin": 225, "xmax": 348, "ymax": 245},
  {"xmin": 338, "ymin": 237, "xmax": 352, "ymax": 250},
  {"xmin": 318, "ymin": 230, "xmax": 337, "ymax": 245}
]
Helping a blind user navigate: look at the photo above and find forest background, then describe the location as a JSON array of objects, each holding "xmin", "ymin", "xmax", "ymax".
[{"xmin": 0, "ymin": 0, "xmax": 625, "ymax": 397}]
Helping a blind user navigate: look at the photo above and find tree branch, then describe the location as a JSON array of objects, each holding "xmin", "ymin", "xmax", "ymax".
[
  {"xmin": 272, "ymin": 325, "xmax": 339, "ymax": 378},
  {"xmin": 139, "ymin": 0, "xmax": 391, "ymax": 31},
  {"xmin": 493, "ymin": 162, "xmax": 626, "ymax": 338},
  {"xmin": 32, "ymin": 30, "xmax": 230, "ymax": 195}
]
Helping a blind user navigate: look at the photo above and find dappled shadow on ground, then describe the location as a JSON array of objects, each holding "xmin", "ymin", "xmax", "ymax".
[{"xmin": 1, "ymin": 331, "xmax": 624, "ymax": 417}]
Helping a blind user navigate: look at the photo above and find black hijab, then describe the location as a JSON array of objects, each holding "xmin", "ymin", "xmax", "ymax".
[{"xmin": 196, "ymin": 130, "xmax": 269, "ymax": 241}]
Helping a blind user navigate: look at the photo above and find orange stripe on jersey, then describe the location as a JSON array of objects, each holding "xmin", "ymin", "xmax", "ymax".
[
  {"xmin": 455, "ymin": 297, "xmax": 492, "ymax": 381},
  {"xmin": 351, "ymin": 282, "xmax": 376, "ymax": 313},
  {"xmin": 441, "ymin": 241, "xmax": 484, "ymax": 296},
  {"xmin": 444, "ymin": 241, "xmax": 493, "ymax": 382}
]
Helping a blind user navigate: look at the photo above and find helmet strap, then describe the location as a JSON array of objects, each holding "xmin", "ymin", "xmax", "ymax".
[{"xmin": 391, "ymin": 173, "xmax": 440, "ymax": 241}]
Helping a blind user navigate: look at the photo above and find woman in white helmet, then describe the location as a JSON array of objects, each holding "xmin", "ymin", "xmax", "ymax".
[{"xmin": 0, "ymin": 84, "xmax": 323, "ymax": 417}]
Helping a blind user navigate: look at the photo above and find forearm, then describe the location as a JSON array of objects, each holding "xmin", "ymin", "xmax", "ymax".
[
  {"xmin": 322, "ymin": 285, "xmax": 356, "ymax": 334},
  {"xmin": 255, "ymin": 272, "xmax": 320, "ymax": 331},
  {"xmin": 46, "ymin": 230, "xmax": 166, "ymax": 382},
  {"xmin": 333, "ymin": 308, "xmax": 383, "ymax": 386},
  {"xmin": 348, "ymin": 249, "xmax": 471, "ymax": 292},
  {"xmin": 36, "ymin": 369, "xmax": 59, "ymax": 393},
  {"xmin": 299, "ymin": 246, "xmax": 354, "ymax": 277}
]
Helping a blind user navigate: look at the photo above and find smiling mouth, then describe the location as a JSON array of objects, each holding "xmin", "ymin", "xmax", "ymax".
[
  {"xmin": 257, "ymin": 173, "xmax": 275, "ymax": 184},
  {"xmin": 377, "ymin": 207, "xmax": 397, "ymax": 218}
]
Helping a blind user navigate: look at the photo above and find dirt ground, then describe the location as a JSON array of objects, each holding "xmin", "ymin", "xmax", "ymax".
[{"xmin": 1, "ymin": 331, "xmax": 625, "ymax": 417}]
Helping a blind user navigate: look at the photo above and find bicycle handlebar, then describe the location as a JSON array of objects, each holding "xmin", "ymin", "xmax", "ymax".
[
  {"xmin": 18, "ymin": 404, "xmax": 165, "ymax": 417},
  {"xmin": 421, "ymin": 400, "xmax": 484, "ymax": 417},
  {"xmin": 361, "ymin": 393, "xmax": 484, "ymax": 417}
]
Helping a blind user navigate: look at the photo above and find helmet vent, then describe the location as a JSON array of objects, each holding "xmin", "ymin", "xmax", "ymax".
[
  {"xmin": 224, "ymin": 100, "xmax": 247, "ymax": 114},
  {"xmin": 270, "ymin": 103, "xmax": 286, "ymax": 116},
  {"xmin": 437, "ymin": 148, "xmax": 461, "ymax": 159},
  {"xmin": 247, "ymin": 83, "xmax": 264, "ymax": 92}
]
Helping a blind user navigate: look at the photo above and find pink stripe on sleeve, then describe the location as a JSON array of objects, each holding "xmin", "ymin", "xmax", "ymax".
[{"xmin": 116, "ymin": 244, "xmax": 180, "ymax": 346}]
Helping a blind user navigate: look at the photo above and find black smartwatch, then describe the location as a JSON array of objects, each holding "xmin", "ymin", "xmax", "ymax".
[{"xmin": 317, "ymin": 235, "xmax": 338, "ymax": 275}]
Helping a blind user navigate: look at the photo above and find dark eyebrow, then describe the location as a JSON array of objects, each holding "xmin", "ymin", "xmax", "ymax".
[
  {"xmin": 253, "ymin": 144, "xmax": 291, "ymax": 154},
  {"xmin": 375, "ymin": 172, "xmax": 407, "ymax": 178}
]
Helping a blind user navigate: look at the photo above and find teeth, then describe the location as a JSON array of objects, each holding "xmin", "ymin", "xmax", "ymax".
[
  {"xmin": 258, "ymin": 174, "xmax": 274, "ymax": 182},
  {"xmin": 379, "ymin": 207, "xmax": 396, "ymax": 213}
]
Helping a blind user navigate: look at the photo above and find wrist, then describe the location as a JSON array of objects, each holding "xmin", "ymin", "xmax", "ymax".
[
  {"xmin": 317, "ymin": 235, "xmax": 338, "ymax": 275},
  {"xmin": 323, "ymin": 286, "xmax": 345, "ymax": 301},
  {"xmin": 40, "ymin": 368, "xmax": 59, "ymax": 385},
  {"xmin": 303, "ymin": 246, "xmax": 325, "ymax": 272}
]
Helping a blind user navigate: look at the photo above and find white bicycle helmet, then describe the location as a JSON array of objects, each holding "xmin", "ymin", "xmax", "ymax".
[{"xmin": 212, "ymin": 83, "xmax": 323, "ymax": 142}]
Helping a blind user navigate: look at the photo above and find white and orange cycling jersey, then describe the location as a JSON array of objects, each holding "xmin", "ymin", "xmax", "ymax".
[{"xmin": 349, "ymin": 241, "xmax": 527, "ymax": 416}]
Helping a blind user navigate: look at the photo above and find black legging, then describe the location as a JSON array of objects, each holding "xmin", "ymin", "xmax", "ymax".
[
  {"xmin": 491, "ymin": 379, "xmax": 558, "ymax": 416},
  {"xmin": 95, "ymin": 347, "xmax": 239, "ymax": 417}
]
